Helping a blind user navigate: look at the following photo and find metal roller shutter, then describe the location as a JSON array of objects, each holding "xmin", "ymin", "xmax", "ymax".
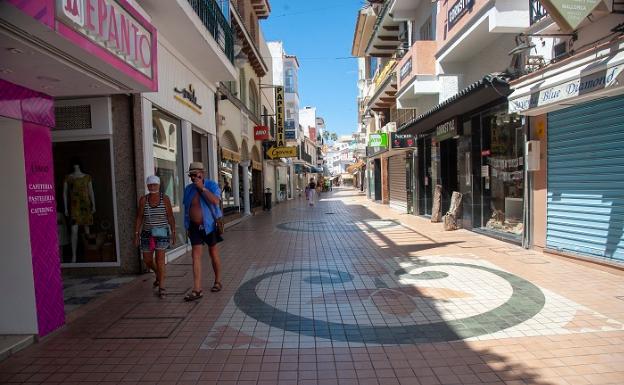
[
  {"xmin": 547, "ymin": 94, "xmax": 624, "ymax": 262},
  {"xmin": 388, "ymin": 154, "xmax": 407, "ymax": 211}
]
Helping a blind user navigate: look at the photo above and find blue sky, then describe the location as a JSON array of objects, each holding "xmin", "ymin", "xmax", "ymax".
[{"xmin": 261, "ymin": 0, "xmax": 364, "ymax": 136}]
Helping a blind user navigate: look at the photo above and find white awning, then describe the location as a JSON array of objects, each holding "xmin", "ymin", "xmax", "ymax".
[{"xmin": 508, "ymin": 39, "xmax": 624, "ymax": 116}]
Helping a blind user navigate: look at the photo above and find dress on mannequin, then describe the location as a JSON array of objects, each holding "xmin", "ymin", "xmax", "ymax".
[{"xmin": 63, "ymin": 165, "xmax": 96, "ymax": 262}]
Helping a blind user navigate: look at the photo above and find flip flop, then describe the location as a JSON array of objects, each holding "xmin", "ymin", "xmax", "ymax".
[
  {"xmin": 158, "ymin": 288, "xmax": 166, "ymax": 299},
  {"xmin": 184, "ymin": 290, "xmax": 203, "ymax": 302},
  {"xmin": 211, "ymin": 282, "xmax": 222, "ymax": 292}
]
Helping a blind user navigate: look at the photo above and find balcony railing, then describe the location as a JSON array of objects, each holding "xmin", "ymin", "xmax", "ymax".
[
  {"xmin": 188, "ymin": 0, "xmax": 234, "ymax": 62},
  {"xmin": 529, "ymin": 0, "xmax": 548, "ymax": 25}
]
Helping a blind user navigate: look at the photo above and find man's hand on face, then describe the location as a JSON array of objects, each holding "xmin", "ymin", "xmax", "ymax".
[{"xmin": 193, "ymin": 174, "xmax": 204, "ymax": 190}]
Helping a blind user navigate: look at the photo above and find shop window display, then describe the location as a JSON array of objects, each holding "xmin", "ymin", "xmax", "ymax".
[
  {"xmin": 53, "ymin": 140, "xmax": 117, "ymax": 264},
  {"xmin": 220, "ymin": 160, "xmax": 237, "ymax": 213},
  {"xmin": 480, "ymin": 107, "xmax": 524, "ymax": 236},
  {"xmin": 152, "ymin": 108, "xmax": 185, "ymax": 247}
]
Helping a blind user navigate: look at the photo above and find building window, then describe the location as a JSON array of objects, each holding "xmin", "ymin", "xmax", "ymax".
[
  {"xmin": 285, "ymin": 68, "xmax": 295, "ymax": 93},
  {"xmin": 249, "ymin": 80, "xmax": 259, "ymax": 118},
  {"xmin": 239, "ymin": 69, "xmax": 247, "ymax": 106}
]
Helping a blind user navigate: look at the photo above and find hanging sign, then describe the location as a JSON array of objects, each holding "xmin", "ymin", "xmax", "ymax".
[
  {"xmin": 391, "ymin": 133, "xmax": 415, "ymax": 149},
  {"xmin": 368, "ymin": 133, "xmax": 388, "ymax": 147},
  {"xmin": 538, "ymin": 0, "xmax": 602, "ymax": 32},
  {"xmin": 447, "ymin": 0, "xmax": 475, "ymax": 30},
  {"xmin": 275, "ymin": 86, "xmax": 285, "ymax": 146},
  {"xmin": 254, "ymin": 125, "xmax": 269, "ymax": 140}
]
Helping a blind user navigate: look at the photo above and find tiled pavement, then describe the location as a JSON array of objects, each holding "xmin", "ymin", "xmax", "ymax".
[{"xmin": 1, "ymin": 188, "xmax": 624, "ymax": 385}]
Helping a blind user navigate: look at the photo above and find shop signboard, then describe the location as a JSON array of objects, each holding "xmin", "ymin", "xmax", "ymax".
[
  {"xmin": 435, "ymin": 118, "xmax": 460, "ymax": 141},
  {"xmin": 55, "ymin": 0, "xmax": 157, "ymax": 81},
  {"xmin": 275, "ymin": 86, "xmax": 285, "ymax": 146},
  {"xmin": 391, "ymin": 133, "xmax": 415, "ymax": 149},
  {"xmin": 254, "ymin": 125, "xmax": 269, "ymax": 140},
  {"xmin": 368, "ymin": 133, "xmax": 388, "ymax": 147},
  {"xmin": 285, "ymin": 130, "xmax": 296, "ymax": 140},
  {"xmin": 263, "ymin": 140, "xmax": 297, "ymax": 159},
  {"xmin": 447, "ymin": 0, "xmax": 474, "ymax": 30},
  {"xmin": 509, "ymin": 63, "xmax": 623, "ymax": 114},
  {"xmin": 23, "ymin": 122, "xmax": 65, "ymax": 336},
  {"xmin": 174, "ymin": 84, "xmax": 202, "ymax": 114},
  {"xmin": 539, "ymin": 0, "xmax": 602, "ymax": 31},
  {"xmin": 400, "ymin": 58, "xmax": 412, "ymax": 82}
]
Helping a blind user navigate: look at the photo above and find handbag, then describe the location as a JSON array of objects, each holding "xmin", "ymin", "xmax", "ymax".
[
  {"xmin": 200, "ymin": 190, "xmax": 224, "ymax": 236},
  {"xmin": 146, "ymin": 194, "xmax": 169, "ymax": 238}
]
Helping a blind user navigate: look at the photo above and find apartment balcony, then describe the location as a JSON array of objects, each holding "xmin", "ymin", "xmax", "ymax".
[
  {"xmin": 437, "ymin": 0, "xmax": 530, "ymax": 64},
  {"xmin": 389, "ymin": 0, "xmax": 425, "ymax": 21},
  {"xmin": 139, "ymin": 0, "xmax": 237, "ymax": 82},
  {"xmin": 396, "ymin": 40, "xmax": 438, "ymax": 109},
  {"xmin": 529, "ymin": 0, "xmax": 548, "ymax": 26},
  {"xmin": 365, "ymin": 1, "xmax": 401, "ymax": 57},
  {"xmin": 230, "ymin": 3, "xmax": 268, "ymax": 77}
]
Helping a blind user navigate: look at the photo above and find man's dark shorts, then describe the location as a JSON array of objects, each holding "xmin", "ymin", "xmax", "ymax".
[{"xmin": 188, "ymin": 222, "xmax": 223, "ymax": 247}]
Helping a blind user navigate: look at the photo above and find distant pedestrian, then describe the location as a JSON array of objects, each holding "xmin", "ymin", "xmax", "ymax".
[
  {"xmin": 183, "ymin": 162, "xmax": 224, "ymax": 301},
  {"xmin": 308, "ymin": 178, "xmax": 316, "ymax": 206},
  {"xmin": 134, "ymin": 175, "xmax": 175, "ymax": 299}
]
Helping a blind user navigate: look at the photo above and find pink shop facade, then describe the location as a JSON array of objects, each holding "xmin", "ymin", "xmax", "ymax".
[{"xmin": 0, "ymin": 0, "xmax": 157, "ymax": 337}]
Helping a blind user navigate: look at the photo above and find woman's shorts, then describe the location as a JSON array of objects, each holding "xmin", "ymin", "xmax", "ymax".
[{"xmin": 140, "ymin": 230, "xmax": 170, "ymax": 252}]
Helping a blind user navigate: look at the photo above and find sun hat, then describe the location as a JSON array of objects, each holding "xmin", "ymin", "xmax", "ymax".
[
  {"xmin": 188, "ymin": 162, "xmax": 205, "ymax": 172},
  {"xmin": 146, "ymin": 175, "xmax": 160, "ymax": 185}
]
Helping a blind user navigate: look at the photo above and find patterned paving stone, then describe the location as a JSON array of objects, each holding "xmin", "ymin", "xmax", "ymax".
[{"xmin": 1, "ymin": 188, "xmax": 623, "ymax": 385}]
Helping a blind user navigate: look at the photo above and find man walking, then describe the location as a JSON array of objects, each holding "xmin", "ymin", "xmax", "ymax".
[{"xmin": 183, "ymin": 162, "xmax": 223, "ymax": 301}]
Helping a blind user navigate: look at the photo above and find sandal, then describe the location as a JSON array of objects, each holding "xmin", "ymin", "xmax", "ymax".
[
  {"xmin": 158, "ymin": 288, "xmax": 166, "ymax": 299},
  {"xmin": 211, "ymin": 282, "xmax": 222, "ymax": 292},
  {"xmin": 184, "ymin": 290, "xmax": 203, "ymax": 302},
  {"xmin": 153, "ymin": 280, "xmax": 159, "ymax": 288}
]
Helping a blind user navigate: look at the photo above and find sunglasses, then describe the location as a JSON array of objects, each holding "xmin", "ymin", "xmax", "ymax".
[{"xmin": 188, "ymin": 173, "xmax": 202, "ymax": 178}]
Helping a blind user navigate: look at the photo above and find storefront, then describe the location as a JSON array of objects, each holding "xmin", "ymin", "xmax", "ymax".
[
  {"xmin": 53, "ymin": 97, "xmax": 132, "ymax": 267},
  {"xmin": 508, "ymin": 37, "xmax": 624, "ymax": 262},
  {"xmin": 366, "ymin": 145, "xmax": 387, "ymax": 201},
  {"xmin": 249, "ymin": 145, "xmax": 263, "ymax": 210},
  {"xmin": 0, "ymin": 0, "xmax": 157, "ymax": 337},
  {"xmin": 401, "ymin": 76, "xmax": 524, "ymax": 241},
  {"xmin": 387, "ymin": 133, "xmax": 416, "ymax": 213},
  {"xmin": 140, "ymin": 38, "xmax": 218, "ymax": 259}
]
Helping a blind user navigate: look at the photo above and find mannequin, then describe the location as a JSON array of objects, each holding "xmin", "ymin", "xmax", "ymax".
[{"xmin": 63, "ymin": 163, "xmax": 96, "ymax": 262}]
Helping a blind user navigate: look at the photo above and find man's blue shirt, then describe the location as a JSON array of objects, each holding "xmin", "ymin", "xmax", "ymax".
[{"xmin": 183, "ymin": 180, "xmax": 222, "ymax": 234}]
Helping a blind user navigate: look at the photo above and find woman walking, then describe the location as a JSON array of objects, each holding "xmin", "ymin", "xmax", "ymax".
[
  {"xmin": 134, "ymin": 175, "xmax": 175, "ymax": 298},
  {"xmin": 308, "ymin": 177, "xmax": 316, "ymax": 206}
]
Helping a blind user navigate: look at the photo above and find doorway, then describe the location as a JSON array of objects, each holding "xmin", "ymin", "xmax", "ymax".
[
  {"xmin": 374, "ymin": 158, "xmax": 382, "ymax": 201},
  {"xmin": 440, "ymin": 138, "xmax": 458, "ymax": 213},
  {"xmin": 417, "ymin": 137, "xmax": 432, "ymax": 216}
]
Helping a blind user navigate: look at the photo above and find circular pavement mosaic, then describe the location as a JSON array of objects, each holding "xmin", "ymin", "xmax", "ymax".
[{"xmin": 233, "ymin": 262, "xmax": 546, "ymax": 344}]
